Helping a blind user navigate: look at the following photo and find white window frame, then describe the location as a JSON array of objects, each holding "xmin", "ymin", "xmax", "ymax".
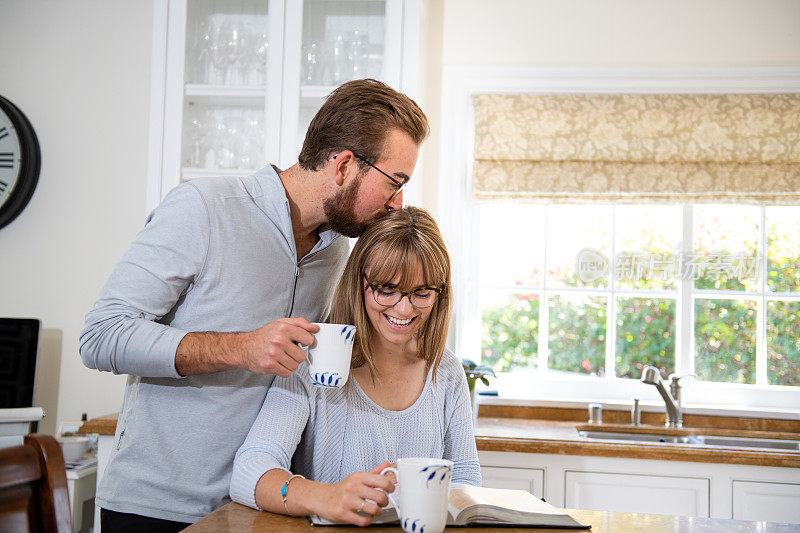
[{"xmin": 438, "ymin": 67, "xmax": 800, "ymax": 411}]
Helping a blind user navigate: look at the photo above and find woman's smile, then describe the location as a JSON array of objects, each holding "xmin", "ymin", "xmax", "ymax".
[{"xmin": 384, "ymin": 313, "xmax": 415, "ymax": 329}]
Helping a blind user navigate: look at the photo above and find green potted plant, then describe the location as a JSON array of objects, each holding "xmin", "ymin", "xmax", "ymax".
[{"xmin": 462, "ymin": 359, "xmax": 496, "ymax": 416}]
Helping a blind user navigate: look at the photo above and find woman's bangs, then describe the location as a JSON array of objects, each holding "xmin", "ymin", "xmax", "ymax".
[
  {"xmin": 365, "ymin": 243, "xmax": 414, "ymax": 287},
  {"xmin": 365, "ymin": 241, "xmax": 443, "ymax": 289}
]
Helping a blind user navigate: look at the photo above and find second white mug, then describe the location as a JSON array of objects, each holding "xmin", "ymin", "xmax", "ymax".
[{"xmin": 381, "ymin": 457, "xmax": 453, "ymax": 533}]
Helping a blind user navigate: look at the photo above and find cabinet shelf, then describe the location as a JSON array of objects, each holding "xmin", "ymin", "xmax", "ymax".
[
  {"xmin": 185, "ymin": 85, "xmax": 265, "ymax": 97},
  {"xmin": 181, "ymin": 167, "xmax": 259, "ymax": 181},
  {"xmin": 300, "ymin": 85, "xmax": 337, "ymax": 100},
  {"xmin": 185, "ymin": 85, "xmax": 266, "ymax": 106}
]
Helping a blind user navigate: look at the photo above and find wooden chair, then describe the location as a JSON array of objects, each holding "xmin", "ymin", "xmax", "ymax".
[{"xmin": 0, "ymin": 434, "xmax": 72, "ymax": 532}]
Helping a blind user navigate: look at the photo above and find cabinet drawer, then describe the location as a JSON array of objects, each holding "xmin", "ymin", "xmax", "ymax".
[
  {"xmin": 481, "ymin": 466, "xmax": 544, "ymax": 498},
  {"xmin": 733, "ymin": 480, "xmax": 800, "ymax": 523},
  {"xmin": 565, "ymin": 470, "xmax": 709, "ymax": 517}
]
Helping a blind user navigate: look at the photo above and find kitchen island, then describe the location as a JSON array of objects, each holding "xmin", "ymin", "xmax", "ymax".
[{"xmin": 183, "ymin": 501, "xmax": 800, "ymax": 532}]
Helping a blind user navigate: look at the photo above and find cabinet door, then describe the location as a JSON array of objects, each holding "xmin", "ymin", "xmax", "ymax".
[
  {"xmin": 164, "ymin": 0, "xmax": 280, "ymax": 195},
  {"xmin": 481, "ymin": 466, "xmax": 544, "ymax": 498},
  {"xmin": 151, "ymin": 0, "xmax": 419, "ymax": 210},
  {"xmin": 565, "ymin": 471, "xmax": 709, "ymax": 517},
  {"xmin": 279, "ymin": 0, "xmax": 406, "ymax": 168},
  {"xmin": 732, "ymin": 480, "xmax": 800, "ymax": 523}
]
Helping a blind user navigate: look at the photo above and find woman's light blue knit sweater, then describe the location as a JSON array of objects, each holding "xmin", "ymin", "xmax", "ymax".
[{"xmin": 230, "ymin": 348, "xmax": 482, "ymax": 509}]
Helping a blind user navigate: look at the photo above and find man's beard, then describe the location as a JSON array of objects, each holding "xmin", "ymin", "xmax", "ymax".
[{"xmin": 323, "ymin": 172, "xmax": 377, "ymax": 238}]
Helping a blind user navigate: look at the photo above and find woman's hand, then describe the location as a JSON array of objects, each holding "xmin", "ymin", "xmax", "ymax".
[{"xmin": 309, "ymin": 461, "xmax": 396, "ymax": 526}]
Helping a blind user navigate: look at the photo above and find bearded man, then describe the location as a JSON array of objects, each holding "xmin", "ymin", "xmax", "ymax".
[{"xmin": 80, "ymin": 79, "xmax": 429, "ymax": 532}]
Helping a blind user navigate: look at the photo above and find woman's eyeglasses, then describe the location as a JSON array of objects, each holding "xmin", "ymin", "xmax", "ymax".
[{"xmin": 367, "ymin": 282, "xmax": 441, "ymax": 309}]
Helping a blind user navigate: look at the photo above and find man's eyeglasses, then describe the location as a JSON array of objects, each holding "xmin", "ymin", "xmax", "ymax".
[
  {"xmin": 351, "ymin": 152, "xmax": 409, "ymax": 201},
  {"xmin": 367, "ymin": 282, "xmax": 442, "ymax": 309}
]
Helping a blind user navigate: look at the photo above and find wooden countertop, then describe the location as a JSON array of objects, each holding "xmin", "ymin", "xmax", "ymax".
[
  {"xmin": 474, "ymin": 417, "xmax": 800, "ymax": 468},
  {"xmin": 79, "ymin": 413, "xmax": 118, "ymax": 436},
  {"xmin": 183, "ymin": 502, "xmax": 800, "ymax": 532},
  {"xmin": 80, "ymin": 405, "xmax": 800, "ymax": 468}
]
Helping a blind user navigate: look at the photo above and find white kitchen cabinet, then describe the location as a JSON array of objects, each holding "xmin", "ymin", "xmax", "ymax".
[
  {"xmin": 564, "ymin": 470, "xmax": 709, "ymax": 517},
  {"xmin": 67, "ymin": 465, "xmax": 97, "ymax": 533},
  {"xmin": 147, "ymin": 0, "xmax": 420, "ymax": 212},
  {"xmin": 732, "ymin": 480, "xmax": 800, "ymax": 523},
  {"xmin": 479, "ymin": 450, "xmax": 800, "ymax": 522},
  {"xmin": 481, "ymin": 465, "xmax": 544, "ymax": 497}
]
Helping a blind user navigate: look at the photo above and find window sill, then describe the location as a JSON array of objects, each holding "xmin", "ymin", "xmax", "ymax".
[{"xmin": 477, "ymin": 396, "xmax": 800, "ymax": 421}]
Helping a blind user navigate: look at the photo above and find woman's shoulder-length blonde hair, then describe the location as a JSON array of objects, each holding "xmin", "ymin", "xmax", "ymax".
[{"xmin": 328, "ymin": 206, "xmax": 452, "ymax": 381}]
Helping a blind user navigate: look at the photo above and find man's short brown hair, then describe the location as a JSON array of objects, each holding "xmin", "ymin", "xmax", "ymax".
[{"xmin": 298, "ymin": 79, "xmax": 429, "ymax": 171}]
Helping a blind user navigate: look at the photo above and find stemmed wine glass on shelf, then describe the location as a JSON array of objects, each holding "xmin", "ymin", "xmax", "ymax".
[
  {"xmin": 183, "ymin": 106, "xmax": 207, "ymax": 168},
  {"xmin": 248, "ymin": 19, "xmax": 269, "ymax": 86}
]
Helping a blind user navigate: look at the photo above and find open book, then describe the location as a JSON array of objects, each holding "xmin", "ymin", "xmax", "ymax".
[{"xmin": 309, "ymin": 485, "xmax": 590, "ymax": 529}]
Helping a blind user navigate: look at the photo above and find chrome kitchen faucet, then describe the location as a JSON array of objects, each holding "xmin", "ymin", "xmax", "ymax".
[{"xmin": 641, "ymin": 366, "xmax": 684, "ymax": 428}]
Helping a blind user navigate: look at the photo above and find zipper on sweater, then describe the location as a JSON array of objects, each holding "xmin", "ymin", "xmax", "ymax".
[
  {"xmin": 288, "ymin": 245, "xmax": 327, "ymax": 317},
  {"xmin": 288, "ymin": 265, "xmax": 300, "ymax": 316}
]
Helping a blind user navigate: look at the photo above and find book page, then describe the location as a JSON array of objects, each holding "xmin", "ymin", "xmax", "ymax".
[
  {"xmin": 450, "ymin": 486, "xmax": 568, "ymax": 516},
  {"xmin": 449, "ymin": 487, "xmax": 480, "ymax": 513}
]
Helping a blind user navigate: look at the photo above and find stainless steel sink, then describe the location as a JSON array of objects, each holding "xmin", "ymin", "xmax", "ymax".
[
  {"xmin": 578, "ymin": 429, "xmax": 800, "ymax": 450},
  {"xmin": 578, "ymin": 430, "xmax": 700, "ymax": 444},
  {"xmin": 694, "ymin": 435, "xmax": 800, "ymax": 451}
]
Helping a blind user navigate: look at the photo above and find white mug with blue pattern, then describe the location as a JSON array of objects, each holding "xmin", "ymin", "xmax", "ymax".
[
  {"xmin": 380, "ymin": 457, "xmax": 453, "ymax": 533},
  {"xmin": 306, "ymin": 323, "xmax": 356, "ymax": 388}
]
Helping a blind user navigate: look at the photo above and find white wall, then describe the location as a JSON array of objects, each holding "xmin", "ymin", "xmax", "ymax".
[
  {"xmin": 420, "ymin": 0, "xmax": 800, "ymax": 213},
  {"xmin": 0, "ymin": 1, "xmax": 154, "ymax": 434}
]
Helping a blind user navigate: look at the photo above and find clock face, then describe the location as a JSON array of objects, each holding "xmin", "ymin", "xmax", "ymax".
[
  {"xmin": 0, "ymin": 95, "xmax": 40, "ymax": 231},
  {"xmin": 0, "ymin": 109, "xmax": 22, "ymax": 206}
]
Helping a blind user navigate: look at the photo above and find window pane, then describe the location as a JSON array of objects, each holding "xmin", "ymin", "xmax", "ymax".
[
  {"xmin": 694, "ymin": 298, "xmax": 756, "ymax": 384},
  {"xmin": 478, "ymin": 204, "xmax": 545, "ymax": 288},
  {"xmin": 767, "ymin": 206, "xmax": 800, "ymax": 293},
  {"xmin": 615, "ymin": 205, "xmax": 682, "ymax": 290},
  {"xmin": 547, "ymin": 205, "xmax": 612, "ymax": 288},
  {"xmin": 481, "ymin": 292, "xmax": 539, "ymax": 372},
  {"xmin": 693, "ymin": 205, "xmax": 759, "ymax": 291},
  {"xmin": 615, "ymin": 297, "xmax": 676, "ymax": 379},
  {"xmin": 766, "ymin": 300, "xmax": 800, "ymax": 386},
  {"xmin": 549, "ymin": 294, "xmax": 606, "ymax": 376}
]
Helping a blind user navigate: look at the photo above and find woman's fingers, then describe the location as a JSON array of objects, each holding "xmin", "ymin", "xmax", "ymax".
[
  {"xmin": 369, "ymin": 460, "xmax": 394, "ymax": 474},
  {"xmin": 342, "ymin": 494, "xmax": 375, "ymax": 526},
  {"xmin": 344, "ymin": 476, "xmax": 390, "ymax": 506},
  {"xmin": 330, "ymin": 470, "xmax": 398, "ymax": 525},
  {"xmin": 329, "ymin": 496, "xmax": 372, "ymax": 526},
  {"xmin": 362, "ymin": 472, "xmax": 395, "ymax": 492},
  {"xmin": 359, "ymin": 498, "xmax": 383, "ymax": 517},
  {"xmin": 342, "ymin": 510, "xmax": 372, "ymax": 527},
  {"xmin": 352, "ymin": 485, "xmax": 389, "ymax": 509}
]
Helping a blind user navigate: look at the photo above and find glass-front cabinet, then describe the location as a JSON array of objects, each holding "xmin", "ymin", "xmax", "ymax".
[{"xmin": 148, "ymin": 0, "xmax": 419, "ymax": 211}]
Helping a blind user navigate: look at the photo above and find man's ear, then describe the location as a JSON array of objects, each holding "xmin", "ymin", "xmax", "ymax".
[{"xmin": 332, "ymin": 151, "xmax": 356, "ymax": 187}]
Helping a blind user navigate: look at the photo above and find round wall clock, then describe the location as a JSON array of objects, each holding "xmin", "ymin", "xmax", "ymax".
[{"xmin": 0, "ymin": 94, "xmax": 40, "ymax": 231}]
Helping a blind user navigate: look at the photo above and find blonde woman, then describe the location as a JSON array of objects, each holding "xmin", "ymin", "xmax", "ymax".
[{"xmin": 230, "ymin": 207, "xmax": 480, "ymax": 526}]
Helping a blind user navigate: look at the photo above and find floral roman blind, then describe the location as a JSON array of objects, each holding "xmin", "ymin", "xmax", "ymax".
[{"xmin": 472, "ymin": 93, "xmax": 800, "ymax": 204}]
